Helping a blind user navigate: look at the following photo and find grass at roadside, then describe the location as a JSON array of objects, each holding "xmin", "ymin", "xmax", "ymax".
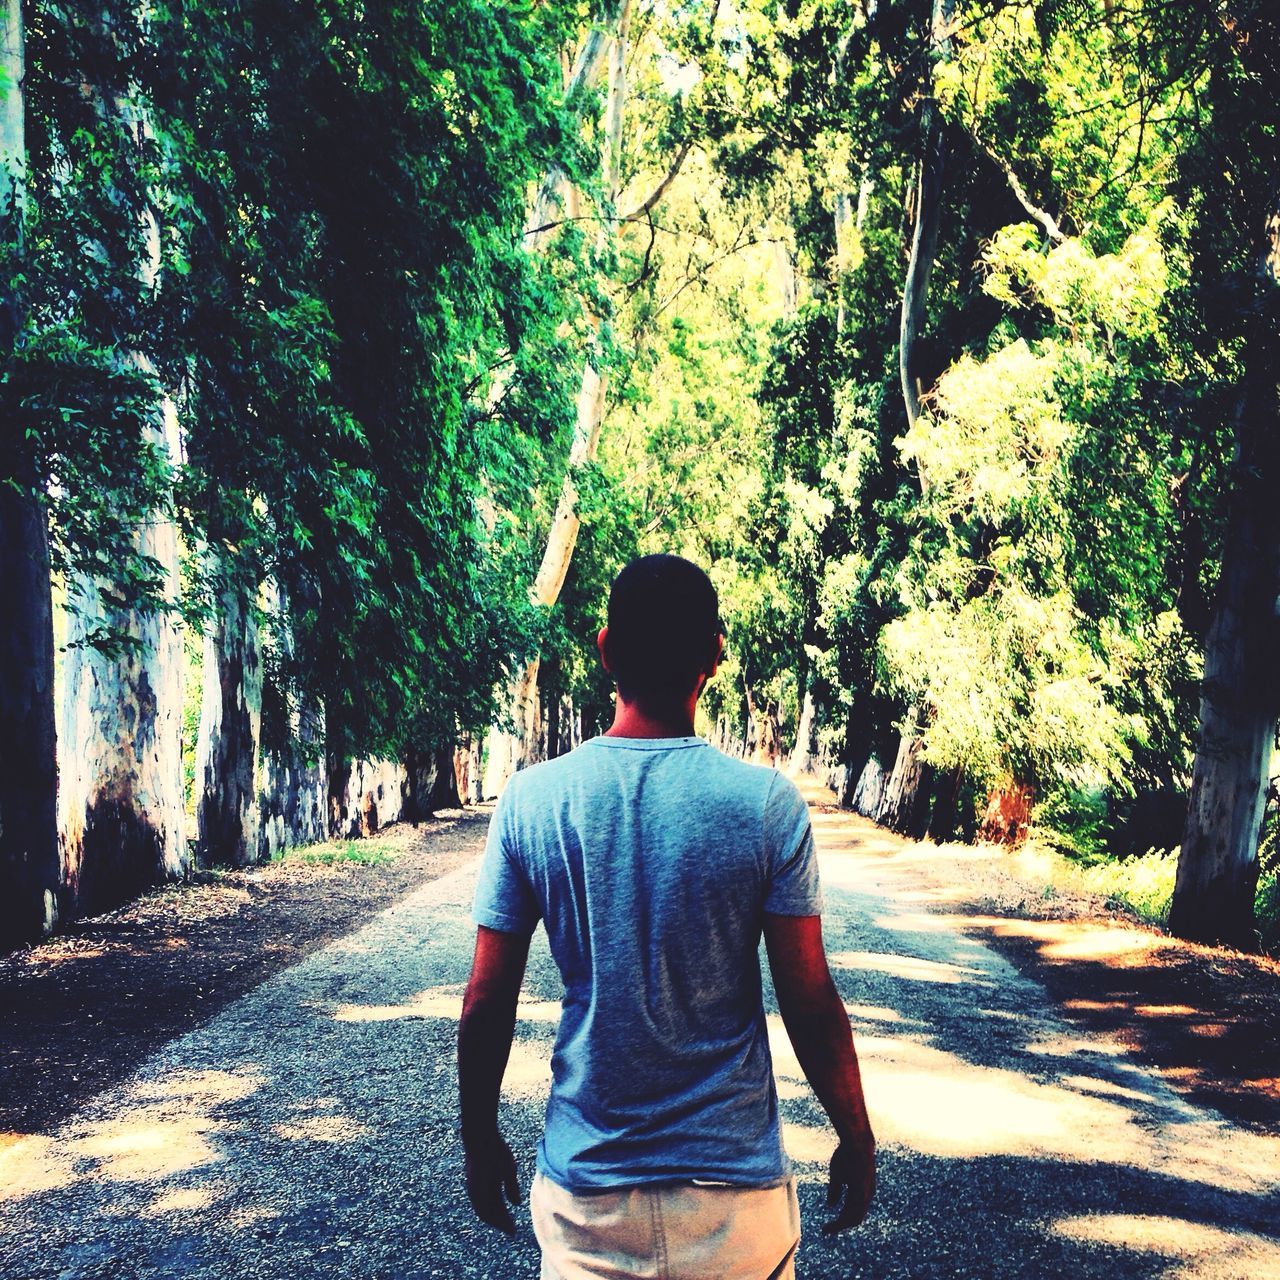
[
  {"xmin": 1008, "ymin": 835, "xmax": 1280, "ymax": 953},
  {"xmin": 278, "ymin": 836, "xmax": 404, "ymax": 867}
]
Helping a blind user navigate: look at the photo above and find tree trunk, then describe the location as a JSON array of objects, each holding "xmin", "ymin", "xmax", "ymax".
[
  {"xmin": 427, "ymin": 745, "xmax": 462, "ymax": 811},
  {"xmin": 1170, "ymin": 362, "xmax": 1280, "ymax": 945},
  {"xmin": 789, "ymin": 689, "xmax": 819, "ymax": 777},
  {"xmin": 195, "ymin": 576, "xmax": 263, "ymax": 867},
  {"xmin": 57, "ymin": 22, "xmax": 187, "ymax": 918},
  {"xmin": 851, "ymin": 757, "xmax": 885, "ymax": 818},
  {"xmin": 926, "ymin": 765, "xmax": 964, "ymax": 843},
  {"xmin": 329, "ymin": 757, "xmax": 406, "ymax": 839},
  {"xmin": 899, "ymin": 0, "xmax": 952, "ymax": 443},
  {"xmin": 256, "ymin": 584, "xmax": 326, "ymax": 860},
  {"xmin": 877, "ymin": 721, "xmax": 934, "ymax": 838},
  {"xmin": 58, "ymin": 403, "xmax": 187, "ymax": 915},
  {"xmin": 978, "ymin": 781, "xmax": 1035, "ymax": 847},
  {"xmin": 0, "ymin": 0, "xmax": 59, "ymax": 950},
  {"xmin": 545, "ymin": 684, "xmax": 562, "ymax": 762},
  {"xmin": 1166, "ymin": 5, "xmax": 1280, "ymax": 949}
]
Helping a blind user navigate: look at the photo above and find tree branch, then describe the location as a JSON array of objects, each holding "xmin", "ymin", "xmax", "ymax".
[{"xmin": 620, "ymin": 141, "xmax": 693, "ymax": 221}]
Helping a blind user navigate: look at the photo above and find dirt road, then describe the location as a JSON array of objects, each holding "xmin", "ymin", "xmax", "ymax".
[{"xmin": 1, "ymin": 798, "xmax": 1277, "ymax": 1279}]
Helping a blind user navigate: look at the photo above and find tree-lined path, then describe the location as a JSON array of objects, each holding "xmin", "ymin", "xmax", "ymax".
[{"xmin": 2, "ymin": 793, "xmax": 1277, "ymax": 1280}]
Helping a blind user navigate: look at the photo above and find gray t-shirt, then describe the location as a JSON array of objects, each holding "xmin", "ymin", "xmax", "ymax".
[{"xmin": 471, "ymin": 734, "xmax": 821, "ymax": 1191}]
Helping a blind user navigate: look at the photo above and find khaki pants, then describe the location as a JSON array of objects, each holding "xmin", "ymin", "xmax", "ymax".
[{"xmin": 530, "ymin": 1170, "xmax": 801, "ymax": 1280}]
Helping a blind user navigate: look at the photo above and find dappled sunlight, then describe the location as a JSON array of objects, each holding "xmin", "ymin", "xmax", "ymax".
[
  {"xmin": 140, "ymin": 1185, "xmax": 223, "ymax": 1217},
  {"xmin": 934, "ymin": 914, "xmax": 1176, "ymax": 965},
  {"xmin": 769, "ymin": 1006, "xmax": 1280, "ymax": 1195},
  {"xmin": 0, "ymin": 1068, "xmax": 265, "ymax": 1203},
  {"xmin": 501, "ymin": 1039, "xmax": 554, "ymax": 1099},
  {"xmin": 829, "ymin": 950, "xmax": 991, "ymax": 986},
  {"xmin": 70, "ymin": 1107, "xmax": 224, "ymax": 1183},
  {"xmin": 134, "ymin": 1069, "xmax": 261, "ymax": 1106},
  {"xmin": 844, "ymin": 1002, "xmax": 912, "ymax": 1024},
  {"xmin": 781, "ymin": 1120, "xmax": 837, "ymax": 1167},
  {"xmin": 273, "ymin": 1115, "xmax": 370, "ymax": 1144},
  {"xmin": 332, "ymin": 984, "xmax": 560, "ymax": 1025},
  {"xmin": 0, "ymin": 1134, "xmax": 73, "ymax": 1201},
  {"xmin": 853, "ymin": 1034, "xmax": 1145, "ymax": 1162},
  {"xmin": 1052, "ymin": 1213, "xmax": 1280, "ymax": 1276},
  {"xmin": 871, "ymin": 911, "xmax": 961, "ymax": 934}
]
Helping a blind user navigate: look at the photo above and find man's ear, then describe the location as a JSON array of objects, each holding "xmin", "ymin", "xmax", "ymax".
[
  {"xmin": 597, "ymin": 626, "xmax": 611, "ymax": 673},
  {"xmin": 707, "ymin": 632, "xmax": 725, "ymax": 679}
]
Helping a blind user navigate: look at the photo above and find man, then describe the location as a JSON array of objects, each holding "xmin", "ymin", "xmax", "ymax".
[{"xmin": 458, "ymin": 554, "xmax": 875, "ymax": 1279}]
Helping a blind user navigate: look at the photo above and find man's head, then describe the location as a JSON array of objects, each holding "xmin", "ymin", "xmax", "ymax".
[{"xmin": 599, "ymin": 555, "xmax": 723, "ymax": 716}]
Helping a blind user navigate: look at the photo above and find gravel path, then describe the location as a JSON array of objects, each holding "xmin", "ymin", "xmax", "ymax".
[{"xmin": 2, "ymin": 802, "xmax": 1278, "ymax": 1280}]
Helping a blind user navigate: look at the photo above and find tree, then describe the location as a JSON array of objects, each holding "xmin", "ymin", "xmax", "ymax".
[
  {"xmin": 1167, "ymin": 1, "xmax": 1280, "ymax": 948},
  {"xmin": 0, "ymin": 0, "xmax": 60, "ymax": 948},
  {"xmin": 52, "ymin": 4, "xmax": 187, "ymax": 916}
]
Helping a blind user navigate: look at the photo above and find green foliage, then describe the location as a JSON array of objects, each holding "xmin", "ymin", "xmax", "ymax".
[{"xmin": 282, "ymin": 838, "xmax": 400, "ymax": 867}]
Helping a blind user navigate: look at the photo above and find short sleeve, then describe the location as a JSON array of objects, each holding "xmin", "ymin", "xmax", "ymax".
[
  {"xmin": 762, "ymin": 773, "xmax": 822, "ymax": 916},
  {"xmin": 472, "ymin": 785, "xmax": 540, "ymax": 934}
]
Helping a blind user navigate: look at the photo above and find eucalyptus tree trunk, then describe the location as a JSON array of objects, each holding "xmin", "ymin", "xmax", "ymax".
[
  {"xmin": 256, "ymin": 583, "xmax": 326, "ymax": 860},
  {"xmin": 0, "ymin": 0, "xmax": 60, "ymax": 949},
  {"xmin": 1168, "ymin": 11, "xmax": 1280, "ymax": 949},
  {"xmin": 57, "ymin": 17, "xmax": 188, "ymax": 917},
  {"xmin": 1169, "ymin": 281, "xmax": 1280, "ymax": 947},
  {"xmin": 926, "ymin": 765, "xmax": 964, "ymax": 842},
  {"xmin": 899, "ymin": 0, "xmax": 953, "ymax": 439},
  {"xmin": 258, "ymin": 696, "xmax": 325, "ymax": 859},
  {"xmin": 789, "ymin": 690, "xmax": 819, "ymax": 776},
  {"xmin": 58, "ymin": 398, "xmax": 186, "ymax": 915},
  {"xmin": 877, "ymin": 715, "xmax": 934, "ymax": 838},
  {"xmin": 485, "ymin": 1, "xmax": 633, "ymax": 796},
  {"xmin": 194, "ymin": 574, "xmax": 262, "ymax": 866},
  {"xmin": 851, "ymin": 758, "xmax": 885, "ymax": 819},
  {"xmin": 977, "ymin": 781, "xmax": 1034, "ymax": 847}
]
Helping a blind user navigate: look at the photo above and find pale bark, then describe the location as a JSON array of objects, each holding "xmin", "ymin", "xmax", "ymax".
[
  {"xmin": 469, "ymin": 736, "xmax": 484, "ymax": 805},
  {"xmin": 788, "ymin": 689, "xmax": 820, "ymax": 776},
  {"xmin": 0, "ymin": 0, "xmax": 59, "ymax": 949},
  {"xmin": 899, "ymin": 0, "xmax": 953, "ymax": 438},
  {"xmin": 328, "ymin": 758, "xmax": 407, "ymax": 839},
  {"xmin": 525, "ymin": 26, "xmax": 611, "ymax": 249},
  {"xmin": 851, "ymin": 757, "xmax": 886, "ymax": 819},
  {"xmin": 195, "ymin": 573, "xmax": 262, "ymax": 866},
  {"xmin": 746, "ymin": 686, "xmax": 782, "ymax": 766},
  {"xmin": 59, "ymin": 400, "xmax": 186, "ymax": 914},
  {"xmin": 258, "ymin": 696, "xmax": 326, "ymax": 860}
]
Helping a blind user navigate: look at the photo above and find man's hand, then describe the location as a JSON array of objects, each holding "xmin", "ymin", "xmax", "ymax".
[
  {"xmin": 823, "ymin": 1129, "xmax": 876, "ymax": 1234},
  {"xmin": 463, "ymin": 1128, "xmax": 522, "ymax": 1235}
]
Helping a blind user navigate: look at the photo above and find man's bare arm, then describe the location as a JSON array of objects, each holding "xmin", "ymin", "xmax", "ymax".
[
  {"xmin": 764, "ymin": 912, "xmax": 875, "ymax": 1233},
  {"xmin": 458, "ymin": 925, "xmax": 532, "ymax": 1235}
]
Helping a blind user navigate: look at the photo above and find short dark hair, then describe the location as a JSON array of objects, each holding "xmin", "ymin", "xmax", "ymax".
[{"xmin": 603, "ymin": 554, "xmax": 721, "ymax": 708}]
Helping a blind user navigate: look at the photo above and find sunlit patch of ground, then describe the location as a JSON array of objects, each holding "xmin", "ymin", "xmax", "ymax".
[
  {"xmin": 0, "ymin": 1068, "xmax": 265, "ymax": 1203},
  {"xmin": 1052, "ymin": 1213, "xmax": 1280, "ymax": 1277},
  {"xmin": 829, "ymin": 950, "xmax": 992, "ymax": 986},
  {"xmin": 272, "ymin": 1115, "xmax": 370, "ymax": 1144},
  {"xmin": 332, "ymin": 984, "xmax": 560, "ymax": 1025},
  {"xmin": 933, "ymin": 915, "xmax": 1177, "ymax": 965},
  {"xmin": 140, "ymin": 1185, "xmax": 223, "ymax": 1216}
]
